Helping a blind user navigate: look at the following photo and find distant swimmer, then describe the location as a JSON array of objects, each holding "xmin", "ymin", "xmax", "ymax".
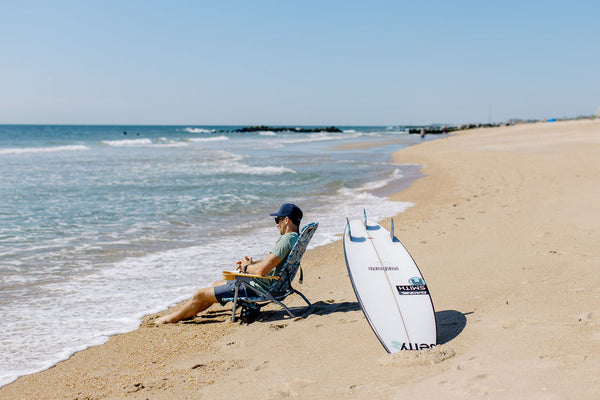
[{"xmin": 123, "ymin": 131, "xmax": 127, "ymax": 135}]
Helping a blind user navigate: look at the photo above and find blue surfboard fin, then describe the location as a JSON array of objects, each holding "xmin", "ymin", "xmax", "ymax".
[
  {"xmin": 390, "ymin": 218, "xmax": 395, "ymax": 241},
  {"xmin": 363, "ymin": 209, "xmax": 367, "ymax": 228}
]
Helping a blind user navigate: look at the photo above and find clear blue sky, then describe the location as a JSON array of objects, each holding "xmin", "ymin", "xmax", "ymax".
[{"xmin": 1, "ymin": 1, "xmax": 598, "ymax": 125}]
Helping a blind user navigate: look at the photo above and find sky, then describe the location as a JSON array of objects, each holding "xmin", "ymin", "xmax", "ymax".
[{"xmin": 1, "ymin": 0, "xmax": 598, "ymax": 126}]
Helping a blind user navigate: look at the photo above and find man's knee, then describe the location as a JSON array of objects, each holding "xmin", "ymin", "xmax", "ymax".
[
  {"xmin": 193, "ymin": 286, "xmax": 218, "ymax": 303},
  {"xmin": 192, "ymin": 287, "xmax": 211, "ymax": 300}
]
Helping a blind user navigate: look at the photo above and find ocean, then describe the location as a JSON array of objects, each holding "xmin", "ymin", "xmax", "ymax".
[{"xmin": 0, "ymin": 124, "xmax": 425, "ymax": 386}]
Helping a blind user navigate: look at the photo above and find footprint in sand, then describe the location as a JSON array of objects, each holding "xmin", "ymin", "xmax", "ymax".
[
  {"xmin": 378, "ymin": 346, "xmax": 456, "ymax": 367},
  {"xmin": 269, "ymin": 323, "xmax": 288, "ymax": 331},
  {"xmin": 501, "ymin": 320, "xmax": 525, "ymax": 330},
  {"xmin": 577, "ymin": 312, "xmax": 595, "ymax": 324}
]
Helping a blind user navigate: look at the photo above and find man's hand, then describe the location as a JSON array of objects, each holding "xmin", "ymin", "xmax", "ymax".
[{"xmin": 235, "ymin": 256, "xmax": 254, "ymax": 272}]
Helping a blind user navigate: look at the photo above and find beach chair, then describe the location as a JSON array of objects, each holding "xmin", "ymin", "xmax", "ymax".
[{"xmin": 222, "ymin": 222, "xmax": 318, "ymax": 323}]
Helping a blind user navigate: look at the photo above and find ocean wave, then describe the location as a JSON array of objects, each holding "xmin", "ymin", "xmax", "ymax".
[
  {"xmin": 215, "ymin": 162, "xmax": 296, "ymax": 176},
  {"xmin": 183, "ymin": 127, "xmax": 216, "ymax": 134},
  {"xmin": 381, "ymin": 130, "xmax": 409, "ymax": 135},
  {"xmin": 100, "ymin": 138, "xmax": 187, "ymax": 148},
  {"xmin": 0, "ymin": 145, "xmax": 89, "ymax": 155},
  {"xmin": 299, "ymin": 187, "xmax": 414, "ymax": 249},
  {"xmin": 358, "ymin": 168, "xmax": 404, "ymax": 191},
  {"xmin": 188, "ymin": 135, "xmax": 229, "ymax": 142},
  {"xmin": 278, "ymin": 131, "xmax": 362, "ymax": 145},
  {"xmin": 188, "ymin": 150, "xmax": 295, "ymax": 175}
]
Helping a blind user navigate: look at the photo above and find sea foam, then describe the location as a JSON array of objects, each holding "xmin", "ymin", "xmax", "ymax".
[{"xmin": 0, "ymin": 145, "xmax": 89, "ymax": 155}]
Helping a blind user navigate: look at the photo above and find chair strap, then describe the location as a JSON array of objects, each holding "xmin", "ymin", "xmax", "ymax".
[{"xmin": 299, "ymin": 267, "xmax": 303, "ymax": 285}]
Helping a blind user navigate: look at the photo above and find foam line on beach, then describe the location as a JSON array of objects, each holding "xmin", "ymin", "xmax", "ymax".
[{"xmin": 0, "ymin": 145, "xmax": 89, "ymax": 155}]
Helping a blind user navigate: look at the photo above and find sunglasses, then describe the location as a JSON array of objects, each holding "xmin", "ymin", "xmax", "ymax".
[{"xmin": 274, "ymin": 216, "xmax": 286, "ymax": 224}]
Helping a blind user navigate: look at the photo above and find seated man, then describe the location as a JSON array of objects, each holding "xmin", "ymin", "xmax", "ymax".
[{"xmin": 155, "ymin": 203, "xmax": 303, "ymax": 324}]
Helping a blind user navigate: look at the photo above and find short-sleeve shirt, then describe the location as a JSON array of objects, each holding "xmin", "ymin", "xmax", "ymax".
[{"xmin": 253, "ymin": 232, "xmax": 299, "ymax": 291}]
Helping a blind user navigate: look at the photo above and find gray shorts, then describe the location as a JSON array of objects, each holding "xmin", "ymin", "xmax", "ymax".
[{"xmin": 213, "ymin": 281, "xmax": 253, "ymax": 305}]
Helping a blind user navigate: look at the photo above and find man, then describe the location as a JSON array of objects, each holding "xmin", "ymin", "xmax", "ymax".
[{"xmin": 155, "ymin": 203, "xmax": 302, "ymax": 324}]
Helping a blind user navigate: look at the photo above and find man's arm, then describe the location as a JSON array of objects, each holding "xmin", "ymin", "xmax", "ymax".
[{"xmin": 236, "ymin": 253, "xmax": 281, "ymax": 276}]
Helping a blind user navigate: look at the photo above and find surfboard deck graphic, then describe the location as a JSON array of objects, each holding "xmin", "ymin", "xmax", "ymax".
[{"xmin": 343, "ymin": 211, "xmax": 437, "ymax": 352}]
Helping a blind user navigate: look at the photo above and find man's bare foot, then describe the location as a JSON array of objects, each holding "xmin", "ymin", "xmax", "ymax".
[{"xmin": 154, "ymin": 315, "xmax": 173, "ymax": 325}]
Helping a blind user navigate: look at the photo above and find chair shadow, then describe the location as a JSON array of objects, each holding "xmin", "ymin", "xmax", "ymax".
[
  {"xmin": 183, "ymin": 302, "xmax": 471, "ymax": 342},
  {"xmin": 436, "ymin": 310, "xmax": 471, "ymax": 344},
  {"xmin": 247, "ymin": 300, "xmax": 361, "ymax": 323},
  {"xmin": 312, "ymin": 300, "xmax": 362, "ymax": 315},
  {"xmin": 180, "ymin": 309, "xmax": 233, "ymax": 325}
]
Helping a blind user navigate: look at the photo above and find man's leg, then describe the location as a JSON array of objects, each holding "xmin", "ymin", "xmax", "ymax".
[{"xmin": 155, "ymin": 281, "xmax": 225, "ymax": 324}]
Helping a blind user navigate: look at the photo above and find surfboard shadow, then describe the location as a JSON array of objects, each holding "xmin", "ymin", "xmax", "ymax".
[{"xmin": 436, "ymin": 310, "xmax": 470, "ymax": 344}]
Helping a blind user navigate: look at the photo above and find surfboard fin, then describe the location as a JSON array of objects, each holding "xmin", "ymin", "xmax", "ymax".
[
  {"xmin": 362, "ymin": 209, "xmax": 367, "ymax": 228},
  {"xmin": 390, "ymin": 218, "xmax": 395, "ymax": 241},
  {"xmin": 346, "ymin": 217, "xmax": 352, "ymax": 239}
]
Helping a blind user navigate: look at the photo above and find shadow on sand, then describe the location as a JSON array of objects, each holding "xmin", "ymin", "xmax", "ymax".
[
  {"xmin": 179, "ymin": 302, "xmax": 470, "ymax": 344},
  {"xmin": 436, "ymin": 310, "xmax": 471, "ymax": 344}
]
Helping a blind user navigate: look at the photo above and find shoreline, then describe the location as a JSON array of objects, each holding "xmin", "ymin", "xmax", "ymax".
[{"xmin": 2, "ymin": 119, "xmax": 599, "ymax": 399}]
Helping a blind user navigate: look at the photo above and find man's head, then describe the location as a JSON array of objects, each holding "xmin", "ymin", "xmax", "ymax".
[{"xmin": 270, "ymin": 203, "xmax": 303, "ymax": 227}]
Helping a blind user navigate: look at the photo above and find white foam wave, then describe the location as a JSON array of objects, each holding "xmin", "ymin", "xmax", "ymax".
[
  {"xmin": 279, "ymin": 131, "xmax": 362, "ymax": 145},
  {"xmin": 198, "ymin": 150, "xmax": 295, "ymax": 176},
  {"xmin": 382, "ymin": 130, "xmax": 409, "ymax": 135},
  {"xmin": 358, "ymin": 168, "xmax": 404, "ymax": 191},
  {"xmin": 101, "ymin": 138, "xmax": 152, "ymax": 147},
  {"xmin": 101, "ymin": 138, "xmax": 187, "ymax": 148},
  {"xmin": 183, "ymin": 127, "xmax": 216, "ymax": 134},
  {"xmin": 0, "ymin": 145, "xmax": 89, "ymax": 155},
  {"xmin": 188, "ymin": 135, "xmax": 229, "ymax": 142},
  {"xmin": 304, "ymin": 187, "xmax": 413, "ymax": 249},
  {"xmin": 215, "ymin": 162, "xmax": 296, "ymax": 176}
]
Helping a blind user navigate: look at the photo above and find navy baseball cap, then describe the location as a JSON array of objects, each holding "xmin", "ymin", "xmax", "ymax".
[{"xmin": 270, "ymin": 203, "xmax": 303, "ymax": 222}]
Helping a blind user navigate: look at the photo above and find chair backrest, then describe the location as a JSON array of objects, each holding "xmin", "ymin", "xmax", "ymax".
[{"xmin": 269, "ymin": 222, "xmax": 318, "ymax": 294}]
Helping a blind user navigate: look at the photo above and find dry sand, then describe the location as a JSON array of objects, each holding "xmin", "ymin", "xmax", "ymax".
[{"xmin": 2, "ymin": 119, "xmax": 599, "ymax": 399}]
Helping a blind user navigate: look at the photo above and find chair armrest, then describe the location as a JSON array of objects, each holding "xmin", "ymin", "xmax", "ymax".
[{"xmin": 222, "ymin": 271, "xmax": 281, "ymax": 281}]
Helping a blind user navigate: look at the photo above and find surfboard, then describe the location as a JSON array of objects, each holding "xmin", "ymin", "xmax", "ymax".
[{"xmin": 343, "ymin": 211, "xmax": 437, "ymax": 352}]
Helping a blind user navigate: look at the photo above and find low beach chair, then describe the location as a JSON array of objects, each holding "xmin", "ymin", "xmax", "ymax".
[{"xmin": 222, "ymin": 222, "xmax": 318, "ymax": 323}]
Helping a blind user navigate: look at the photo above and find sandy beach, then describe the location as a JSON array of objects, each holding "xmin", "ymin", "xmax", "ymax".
[{"xmin": 2, "ymin": 119, "xmax": 599, "ymax": 399}]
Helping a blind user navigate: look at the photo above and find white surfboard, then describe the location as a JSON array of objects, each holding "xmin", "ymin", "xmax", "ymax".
[{"xmin": 343, "ymin": 211, "xmax": 437, "ymax": 352}]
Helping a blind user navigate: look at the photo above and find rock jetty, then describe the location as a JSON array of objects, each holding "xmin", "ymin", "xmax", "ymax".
[{"xmin": 233, "ymin": 126, "xmax": 342, "ymax": 133}]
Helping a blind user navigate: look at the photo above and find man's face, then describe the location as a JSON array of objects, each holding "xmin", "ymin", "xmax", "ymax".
[{"xmin": 275, "ymin": 216, "xmax": 288, "ymax": 234}]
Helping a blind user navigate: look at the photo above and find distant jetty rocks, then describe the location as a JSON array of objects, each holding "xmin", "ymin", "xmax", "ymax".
[
  {"xmin": 214, "ymin": 115, "xmax": 598, "ymax": 136},
  {"xmin": 233, "ymin": 126, "xmax": 342, "ymax": 133}
]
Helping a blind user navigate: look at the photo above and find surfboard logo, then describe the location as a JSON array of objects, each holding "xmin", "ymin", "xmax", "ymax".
[
  {"xmin": 368, "ymin": 266, "xmax": 399, "ymax": 271},
  {"xmin": 396, "ymin": 284, "xmax": 429, "ymax": 295},
  {"xmin": 409, "ymin": 277, "xmax": 426, "ymax": 285},
  {"xmin": 390, "ymin": 341, "xmax": 437, "ymax": 351}
]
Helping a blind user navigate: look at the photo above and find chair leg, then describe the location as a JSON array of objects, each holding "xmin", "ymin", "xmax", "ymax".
[
  {"xmin": 231, "ymin": 282, "xmax": 240, "ymax": 322},
  {"xmin": 270, "ymin": 289, "xmax": 313, "ymax": 319},
  {"xmin": 293, "ymin": 289, "xmax": 314, "ymax": 318}
]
